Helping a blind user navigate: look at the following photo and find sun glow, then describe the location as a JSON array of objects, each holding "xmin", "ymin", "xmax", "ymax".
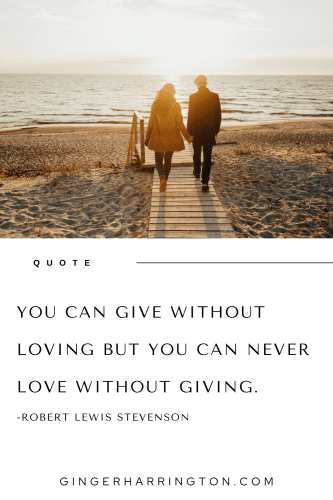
[
  {"xmin": 154, "ymin": 52, "xmax": 190, "ymax": 76},
  {"xmin": 154, "ymin": 49, "xmax": 218, "ymax": 76}
]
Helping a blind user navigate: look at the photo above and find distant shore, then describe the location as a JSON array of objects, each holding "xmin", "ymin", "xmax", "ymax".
[{"xmin": 0, "ymin": 119, "xmax": 332, "ymax": 238}]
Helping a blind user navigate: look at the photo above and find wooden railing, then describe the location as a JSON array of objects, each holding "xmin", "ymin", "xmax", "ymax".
[{"xmin": 126, "ymin": 111, "xmax": 145, "ymax": 167}]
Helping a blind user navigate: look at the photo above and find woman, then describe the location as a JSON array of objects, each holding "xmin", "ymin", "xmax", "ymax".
[{"xmin": 145, "ymin": 83, "xmax": 193, "ymax": 192}]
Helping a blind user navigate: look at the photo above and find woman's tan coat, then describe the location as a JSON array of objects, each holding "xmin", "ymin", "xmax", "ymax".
[{"xmin": 145, "ymin": 100, "xmax": 191, "ymax": 153}]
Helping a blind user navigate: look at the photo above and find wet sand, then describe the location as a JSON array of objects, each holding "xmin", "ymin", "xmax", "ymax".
[{"xmin": 0, "ymin": 120, "xmax": 332, "ymax": 238}]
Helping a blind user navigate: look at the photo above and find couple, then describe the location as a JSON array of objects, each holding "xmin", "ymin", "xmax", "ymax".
[{"xmin": 145, "ymin": 75, "xmax": 222, "ymax": 192}]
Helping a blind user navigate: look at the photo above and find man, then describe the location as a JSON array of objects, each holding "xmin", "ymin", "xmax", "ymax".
[{"xmin": 187, "ymin": 75, "xmax": 222, "ymax": 192}]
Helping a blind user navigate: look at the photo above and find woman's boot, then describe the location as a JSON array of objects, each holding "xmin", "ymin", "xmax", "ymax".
[{"xmin": 159, "ymin": 176, "xmax": 167, "ymax": 192}]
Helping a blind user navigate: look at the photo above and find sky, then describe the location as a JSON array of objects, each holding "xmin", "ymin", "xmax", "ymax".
[{"xmin": 1, "ymin": 0, "xmax": 333, "ymax": 74}]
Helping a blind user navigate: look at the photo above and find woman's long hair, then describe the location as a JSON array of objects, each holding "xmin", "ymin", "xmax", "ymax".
[{"xmin": 154, "ymin": 83, "xmax": 176, "ymax": 116}]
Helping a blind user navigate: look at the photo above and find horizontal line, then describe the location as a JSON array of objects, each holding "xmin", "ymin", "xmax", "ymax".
[{"xmin": 137, "ymin": 262, "xmax": 333, "ymax": 264}]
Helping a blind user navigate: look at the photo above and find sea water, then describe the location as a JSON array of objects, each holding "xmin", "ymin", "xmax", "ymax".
[{"xmin": 1, "ymin": 74, "xmax": 332, "ymax": 129}]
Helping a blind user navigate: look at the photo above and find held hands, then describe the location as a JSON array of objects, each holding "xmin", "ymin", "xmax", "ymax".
[{"xmin": 188, "ymin": 136, "xmax": 194, "ymax": 143}]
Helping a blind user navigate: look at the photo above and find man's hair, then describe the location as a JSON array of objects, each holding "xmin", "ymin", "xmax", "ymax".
[{"xmin": 194, "ymin": 75, "xmax": 207, "ymax": 86}]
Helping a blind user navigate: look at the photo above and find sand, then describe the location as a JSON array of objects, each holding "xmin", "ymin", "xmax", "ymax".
[
  {"xmin": 0, "ymin": 126, "xmax": 152, "ymax": 238},
  {"xmin": 0, "ymin": 120, "xmax": 332, "ymax": 238},
  {"xmin": 212, "ymin": 119, "xmax": 333, "ymax": 238}
]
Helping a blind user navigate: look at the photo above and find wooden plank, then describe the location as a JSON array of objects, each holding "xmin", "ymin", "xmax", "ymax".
[
  {"xmin": 146, "ymin": 157, "xmax": 193, "ymax": 161},
  {"xmin": 153, "ymin": 183, "xmax": 214, "ymax": 186},
  {"xmin": 151, "ymin": 196, "xmax": 219, "ymax": 201},
  {"xmin": 153, "ymin": 177, "xmax": 201, "ymax": 183},
  {"xmin": 153, "ymin": 178, "xmax": 195, "ymax": 182},
  {"xmin": 151, "ymin": 196, "xmax": 220, "ymax": 201},
  {"xmin": 152, "ymin": 188, "xmax": 217, "ymax": 192},
  {"xmin": 134, "ymin": 111, "xmax": 144, "ymax": 121},
  {"xmin": 153, "ymin": 173, "xmax": 195, "ymax": 176},
  {"xmin": 148, "ymin": 223, "xmax": 234, "ymax": 231},
  {"xmin": 153, "ymin": 180, "xmax": 199, "ymax": 182},
  {"xmin": 150, "ymin": 201, "xmax": 223, "ymax": 206},
  {"xmin": 151, "ymin": 197, "xmax": 219, "ymax": 201},
  {"xmin": 151, "ymin": 196, "xmax": 221, "ymax": 201},
  {"xmin": 153, "ymin": 178, "xmax": 198, "ymax": 182},
  {"xmin": 167, "ymin": 168, "xmax": 193, "ymax": 171},
  {"xmin": 148, "ymin": 231, "xmax": 236, "ymax": 238},
  {"xmin": 161, "ymin": 168, "xmax": 193, "ymax": 171},
  {"xmin": 152, "ymin": 182, "xmax": 215, "ymax": 187},
  {"xmin": 155, "ymin": 179, "xmax": 197, "ymax": 181},
  {"xmin": 152, "ymin": 185, "xmax": 211, "ymax": 188},
  {"xmin": 134, "ymin": 114, "xmax": 137, "ymax": 145},
  {"xmin": 151, "ymin": 190, "xmax": 218, "ymax": 195},
  {"xmin": 140, "ymin": 119, "xmax": 145, "ymax": 164},
  {"xmin": 125, "ymin": 115, "xmax": 136, "ymax": 167},
  {"xmin": 150, "ymin": 205, "xmax": 224, "ymax": 210},
  {"xmin": 154, "ymin": 173, "xmax": 196, "ymax": 176},
  {"xmin": 145, "ymin": 154, "xmax": 192, "ymax": 157},
  {"xmin": 152, "ymin": 185, "xmax": 207, "ymax": 189},
  {"xmin": 150, "ymin": 210, "xmax": 227, "ymax": 215},
  {"xmin": 151, "ymin": 194, "xmax": 216, "ymax": 198},
  {"xmin": 149, "ymin": 217, "xmax": 230, "ymax": 224},
  {"xmin": 147, "ymin": 162, "xmax": 194, "ymax": 165},
  {"xmin": 150, "ymin": 208, "xmax": 225, "ymax": 215},
  {"xmin": 153, "ymin": 185, "xmax": 203, "ymax": 189},
  {"xmin": 144, "ymin": 156, "xmax": 193, "ymax": 160},
  {"xmin": 157, "ymin": 174, "xmax": 195, "ymax": 177},
  {"xmin": 142, "ymin": 162, "xmax": 194, "ymax": 168},
  {"xmin": 151, "ymin": 199, "xmax": 221, "ymax": 204}
]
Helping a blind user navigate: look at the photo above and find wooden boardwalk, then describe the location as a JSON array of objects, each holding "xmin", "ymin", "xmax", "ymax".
[
  {"xmin": 148, "ymin": 166, "xmax": 236, "ymax": 238},
  {"xmin": 125, "ymin": 111, "xmax": 236, "ymax": 238}
]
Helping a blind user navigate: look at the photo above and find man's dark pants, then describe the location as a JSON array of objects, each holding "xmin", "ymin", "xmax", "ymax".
[{"xmin": 193, "ymin": 142, "xmax": 213, "ymax": 185}]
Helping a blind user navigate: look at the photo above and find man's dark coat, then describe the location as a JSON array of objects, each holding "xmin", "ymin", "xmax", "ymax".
[{"xmin": 187, "ymin": 87, "xmax": 222, "ymax": 146}]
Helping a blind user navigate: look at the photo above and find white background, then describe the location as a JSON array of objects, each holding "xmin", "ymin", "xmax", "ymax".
[{"xmin": 1, "ymin": 239, "xmax": 332, "ymax": 500}]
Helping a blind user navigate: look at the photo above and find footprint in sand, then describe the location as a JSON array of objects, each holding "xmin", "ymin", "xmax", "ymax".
[
  {"xmin": 95, "ymin": 202, "xmax": 105, "ymax": 209},
  {"xmin": 64, "ymin": 219, "xmax": 77, "ymax": 226},
  {"xmin": 28, "ymin": 206, "xmax": 40, "ymax": 213},
  {"xmin": 14, "ymin": 215, "xmax": 26, "ymax": 222},
  {"xmin": 109, "ymin": 203, "xmax": 120, "ymax": 211},
  {"xmin": 259, "ymin": 230, "xmax": 273, "ymax": 238},
  {"xmin": 123, "ymin": 205, "xmax": 136, "ymax": 214}
]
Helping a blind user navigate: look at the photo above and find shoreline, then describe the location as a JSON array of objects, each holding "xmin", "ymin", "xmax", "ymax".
[
  {"xmin": 1, "ymin": 117, "xmax": 332, "ymax": 135},
  {"xmin": 0, "ymin": 123, "xmax": 132, "ymax": 135}
]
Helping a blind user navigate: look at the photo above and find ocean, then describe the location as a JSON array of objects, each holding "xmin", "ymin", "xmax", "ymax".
[{"xmin": 1, "ymin": 74, "xmax": 333, "ymax": 130}]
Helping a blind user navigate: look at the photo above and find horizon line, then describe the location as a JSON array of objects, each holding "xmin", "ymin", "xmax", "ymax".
[{"xmin": 1, "ymin": 73, "xmax": 333, "ymax": 76}]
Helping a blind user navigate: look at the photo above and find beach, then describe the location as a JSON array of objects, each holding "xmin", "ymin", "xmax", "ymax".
[
  {"xmin": 0, "ymin": 125, "xmax": 152, "ymax": 238},
  {"xmin": 0, "ymin": 119, "xmax": 332, "ymax": 238}
]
